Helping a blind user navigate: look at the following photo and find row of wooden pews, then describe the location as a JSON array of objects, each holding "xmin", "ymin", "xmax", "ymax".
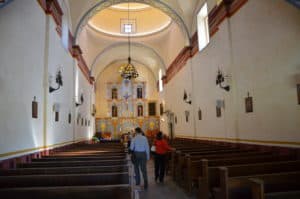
[
  {"xmin": 0, "ymin": 142, "xmax": 134, "ymax": 199},
  {"xmin": 169, "ymin": 138, "xmax": 300, "ymax": 199}
]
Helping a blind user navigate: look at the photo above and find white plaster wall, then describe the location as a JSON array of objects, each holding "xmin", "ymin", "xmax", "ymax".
[
  {"xmin": 0, "ymin": 0, "xmax": 94, "ymax": 159},
  {"xmin": 164, "ymin": 0, "xmax": 300, "ymax": 146},
  {"xmin": 46, "ymin": 19, "xmax": 74, "ymax": 146},
  {"xmin": 74, "ymin": 67, "xmax": 94, "ymax": 140},
  {"xmin": 164, "ymin": 60, "xmax": 194, "ymax": 137},
  {"xmin": 0, "ymin": 0, "xmax": 46, "ymax": 154},
  {"xmin": 230, "ymin": 0, "xmax": 300, "ymax": 143},
  {"xmin": 191, "ymin": 19, "xmax": 236, "ymax": 139}
]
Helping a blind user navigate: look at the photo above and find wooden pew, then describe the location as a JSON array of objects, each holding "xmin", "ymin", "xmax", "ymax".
[
  {"xmin": 0, "ymin": 172, "xmax": 129, "ymax": 188},
  {"xmin": 177, "ymin": 151, "xmax": 272, "ymax": 189},
  {"xmin": 175, "ymin": 149, "xmax": 259, "ymax": 183},
  {"xmin": 47, "ymin": 152, "xmax": 126, "ymax": 158},
  {"xmin": 0, "ymin": 184, "xmax": 132, "ymax": 199},
  {"xmin": 33, "ymin": 155, "xmax": 126, "ymax": 162},
  {"xmin": 210, "ymin": 160, "xmax": 300, "ymax": 199},
  {"xmin": 195, "ymin": 155, "xmax": 296, "ymax": 198},
  {"xmin": 171, "ymin": 146, "xmax": 233, "ymax": 179},
  {"xmin": 249, "ymin": 173, "xmax": 300, "ymax": 199},
  {"xmin": 18, "ymin": 159, "xmax": 127, "ymax": 168},
  {"xmin": 0, "ymin": 165, "xmax": 128, "ymax": 176},
  {"xmin": 0, "ymin": 142, "xmax": 132, "ymax": 199}
]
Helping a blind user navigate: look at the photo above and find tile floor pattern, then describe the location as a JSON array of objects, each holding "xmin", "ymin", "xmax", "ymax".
[{"xmin": 136, "ymin": 160, "xmax": 197, "ymax": 199}]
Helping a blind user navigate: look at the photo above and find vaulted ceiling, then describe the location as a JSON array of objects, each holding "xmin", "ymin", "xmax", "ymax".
[{"xmin": 63, "ymin": 0, "xmax": 207, "ymax": 81}]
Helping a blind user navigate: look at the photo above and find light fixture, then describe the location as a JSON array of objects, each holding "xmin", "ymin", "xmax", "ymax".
[
  {"xmin": 120, "ymin": 3, "xmax": 139, "ymax": 80},
  {"xmin": 216, "ymin": 69, "xmax": 230, "ymax": 91},
  {"xmin": 183, "ymin": 90, "xmax": 192, "ymax": 104},
  {"xmin": 75, "ymin": 93, "xmax": 84, "ymax": 107},
  {"xmin": 49, "ymin": 70, "xmax": 63, "ymax": 93}
]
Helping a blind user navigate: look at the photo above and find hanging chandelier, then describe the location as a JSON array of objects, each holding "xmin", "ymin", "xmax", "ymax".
[{"xmin": 120, "ymin": 3, "xmax": 139, "ymax": 80}]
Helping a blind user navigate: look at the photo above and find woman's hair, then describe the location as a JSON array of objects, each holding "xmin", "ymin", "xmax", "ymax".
[{"xmin": 156, "ymin": 131, "xmax": 163, "ymax": 140}]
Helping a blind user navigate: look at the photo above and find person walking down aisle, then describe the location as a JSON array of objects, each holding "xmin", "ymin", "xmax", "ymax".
[
  {"xmin": 130, "ymin": 127, "xmax": 150, "ymax": 189},
  {"xmin": 154, "ymin": 132, "xmax": 172, "ymax": 183}
]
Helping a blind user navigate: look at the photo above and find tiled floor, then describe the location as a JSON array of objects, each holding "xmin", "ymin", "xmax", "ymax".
[{"xmin": 137, "ymin": 160, "xmax": 196, "ymax": 199}]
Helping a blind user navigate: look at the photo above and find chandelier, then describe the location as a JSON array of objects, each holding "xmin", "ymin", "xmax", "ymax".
[{"xmin": 120, "ymin": 3, "xmax": 139, "ymax": 80}]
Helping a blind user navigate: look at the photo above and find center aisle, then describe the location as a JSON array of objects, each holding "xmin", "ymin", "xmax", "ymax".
[{"xmin": 138, "ymin": 160, "xmax": 196, "ymax": 199}]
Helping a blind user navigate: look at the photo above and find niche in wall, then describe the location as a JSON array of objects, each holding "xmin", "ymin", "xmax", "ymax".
[
  {"xmin": 175, "ymin": 116, "xmax": 177, "ymax": 124},
  {"xmin": 148, "ymin": 102, "xmax": 156, "ymax": 116},
  {"xmin": 81, "ymin": 118, "xmax": 84, "ymax": 126},
  {"xmin": 32, "ymin": 96, "xmax": 38, "ymax": 119}
]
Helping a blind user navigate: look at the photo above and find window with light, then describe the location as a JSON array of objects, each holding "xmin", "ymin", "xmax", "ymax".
[
  {"xmin": 159, "ymin": 69, "xmax": 163, "ymax": 92},
  {"xmin": 197, "ymin": 2, "xmax": 210, "ymax": 51}
]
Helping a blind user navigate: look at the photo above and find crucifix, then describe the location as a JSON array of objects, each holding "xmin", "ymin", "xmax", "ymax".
[{"xmin": 123, "ymin": 92, "xmax": 131, "ymax": 110}]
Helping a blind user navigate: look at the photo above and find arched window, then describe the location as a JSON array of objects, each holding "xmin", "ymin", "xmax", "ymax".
[
  {"xmin": 112, "ymin": 88, "xmax": 118, "ymax": 99},
  {"xmin": 137, "ymin": 105, "xmax": 143, "ymax": 117},
  {"xmin": 112, "ymin": 105, "xmax": 118, "ymax": 117},
  {"xmin": 137, "ymin": 87, "xmax": 143, "ymax": 98},
  {"xmin": 197, "ymin": 2, "xmax": 209, "ymax": 51}
]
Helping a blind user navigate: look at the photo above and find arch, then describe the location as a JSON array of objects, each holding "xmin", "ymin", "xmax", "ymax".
[
  {"xmin": 95, "ymin": 58, "xmax": 158, "ymax": 83},
  {"xmin": 74, "ymin": 0, "xmax": 191, "ymax": 46},
  {"xmin": 91, "ymin": 42, "xmax": 166, "ymax": 80}
]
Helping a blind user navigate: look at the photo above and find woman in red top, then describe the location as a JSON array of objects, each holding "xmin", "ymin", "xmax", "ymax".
[{"xmin": 154, "ymin": 131, "xmax": 172, "ymax": 183}]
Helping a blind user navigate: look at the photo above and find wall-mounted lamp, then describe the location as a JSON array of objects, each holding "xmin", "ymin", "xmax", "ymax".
[
  {"xmin": 49, "ymin": 70, "xmax": 63, "ymax": 93},
  {"xmin": 75, "ymin": 93, "xmax": 84, "ymax": 107},
  {"xmin": 183, "ymin": 90, "xmax": 192, "ymax": 104},
  {"xmin": 216, "ymin": 69, "xmax": 230, "ymax": 92}
]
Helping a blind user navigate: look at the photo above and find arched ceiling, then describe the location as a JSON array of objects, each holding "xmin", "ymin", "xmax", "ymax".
[
  {"xmin": 65, "ymin": 0, "xmax": 203, "ymax": 82},
  {"xmin": 68, "ymin": 0, "xmax": 199, "ymax": 45},
  {"xmin": 91, "ymin": 42, "xmax": 166, "ymax": 81},
  {"xmin": 88, "ymin": 3, "xmax": 172, "ymax": 37}
]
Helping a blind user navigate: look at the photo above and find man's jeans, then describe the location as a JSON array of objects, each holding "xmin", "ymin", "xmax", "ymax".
[{"xmin": 133, "ymin": 151, "xmax": 148, "ymax": 188}]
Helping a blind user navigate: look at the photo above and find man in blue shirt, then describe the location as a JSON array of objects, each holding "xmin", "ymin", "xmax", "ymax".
[{"xmin": 130, "ymin": 127, "xmax": 150, "ymax": 189}]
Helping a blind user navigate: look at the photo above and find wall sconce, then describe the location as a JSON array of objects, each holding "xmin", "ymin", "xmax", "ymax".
[
  {"xmin": 49, "ymin": 70, "xmax": 63, "ymax": 93},
  {"xmin": 216, "ymin": 69, "xmax": 230, "ymax": 92},
  {"xmin": 75, "ymin": 93, "xmax": 84, "ymax": 107},
  {"xmin": 183, "ymin": 90, "xmax": 192, "ymax": 104}
]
